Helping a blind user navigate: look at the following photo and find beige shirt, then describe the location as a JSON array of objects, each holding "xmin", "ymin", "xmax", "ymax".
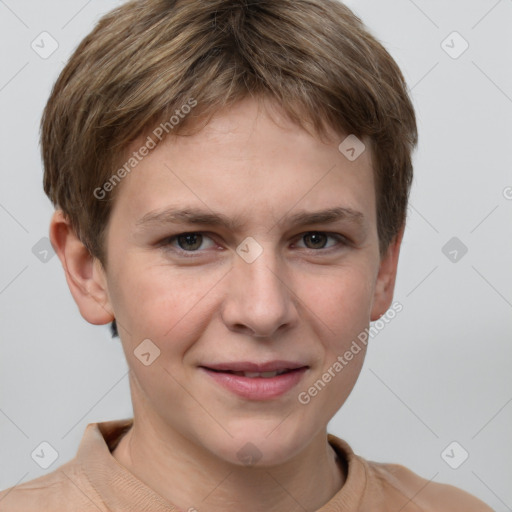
[{"xmin": 0, "ymin": 418, "xmax": 493, "ymax": 511}]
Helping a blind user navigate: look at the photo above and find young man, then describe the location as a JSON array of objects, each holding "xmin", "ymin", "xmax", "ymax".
[{"xmin": 0, "ymin": 0, "xmax": 493, "ymax": 510}]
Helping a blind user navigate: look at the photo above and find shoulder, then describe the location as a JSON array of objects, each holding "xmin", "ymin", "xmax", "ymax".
[
  {"xmin": 366, "ymin": 459, "xmax": 494, "ymax": 511},
  {"xmin": 327, "ymin": 433, "xmax": 493, "ymax": 511},
  {"xmin": 0, "ymin": 462, "xmax": 105, "ymax": 512}
]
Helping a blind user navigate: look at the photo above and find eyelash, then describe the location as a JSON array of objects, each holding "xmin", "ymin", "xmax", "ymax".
[{"xmin": 158, "ymin": 231, "xmax": 350, "ymax": 258}]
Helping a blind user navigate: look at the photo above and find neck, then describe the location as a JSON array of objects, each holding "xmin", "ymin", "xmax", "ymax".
[{"xmin": 112, "ymin": 416, "xmax": 345, "ymax": 512}]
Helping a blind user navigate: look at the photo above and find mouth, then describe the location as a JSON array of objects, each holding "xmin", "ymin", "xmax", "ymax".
[
  {"xmin": 199, "ymin": 362, "xmax": 309, "ymax": 400},
  {"xmin": 205, "ymin": 368, "xmax": 302, "ymax": 378}
]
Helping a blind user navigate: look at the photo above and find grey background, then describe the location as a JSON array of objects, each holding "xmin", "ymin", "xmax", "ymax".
[{"xmin": 0, "ymin": 0, "xmax": 511, "ymax": 509}]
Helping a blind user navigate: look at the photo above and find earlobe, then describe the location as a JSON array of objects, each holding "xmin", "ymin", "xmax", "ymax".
[
  {"xmin": 370, "ymin": 227, "xmax": 404, "ymax": 322},
  {"xmin": 49, "ymin": 210, "xmax": 114, "ymax": 326}
]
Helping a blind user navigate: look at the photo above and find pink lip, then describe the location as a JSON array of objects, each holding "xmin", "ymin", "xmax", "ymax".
[{"xmin": 200, "ymin": 363, "xmax": 309, "ymax": 400}]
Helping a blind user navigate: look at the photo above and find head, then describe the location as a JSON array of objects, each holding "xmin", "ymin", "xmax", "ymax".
[{"xmin": 45, "ymin": 0, "xmax": 417, "ymax": 466}]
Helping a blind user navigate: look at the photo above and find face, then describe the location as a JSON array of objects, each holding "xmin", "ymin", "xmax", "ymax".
[{"xmin": 63, "ymin": 98, "xmax": 401, "ymax": 466}]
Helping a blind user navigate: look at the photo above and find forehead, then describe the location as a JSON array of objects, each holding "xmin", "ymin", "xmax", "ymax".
[{"xmin": 108, "ymin": 98, "xmax": 376, "ymax": 231}]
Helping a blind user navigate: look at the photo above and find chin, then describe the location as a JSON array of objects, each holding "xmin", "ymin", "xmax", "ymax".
[{"xmin": 206, "ymin": 422, "xmax": 312, "ymax": 468}]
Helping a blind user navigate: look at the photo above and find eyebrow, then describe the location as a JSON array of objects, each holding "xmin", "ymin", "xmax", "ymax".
[{"xmin": 136, "ymin": 205, "xmax": 365, "ymax": 232}]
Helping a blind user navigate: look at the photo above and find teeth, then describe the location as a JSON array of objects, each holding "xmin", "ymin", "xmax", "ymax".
[
  {"xmin": 210, "ymin": 368, "xmax": 295, "ymax": 377},
  {"xmin": 232, "ymin": 369, "xmax": 289, "ymax": 378},
  {"xmin": 244, "ymin": 371, "xmax": 267, "ymax": 378}
]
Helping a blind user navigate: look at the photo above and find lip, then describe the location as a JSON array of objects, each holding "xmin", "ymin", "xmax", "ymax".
[
  {"xmin": 203, "ymin": 360, "xmax": 306, "ymax": 372},
  {"xmin": 200, "ymin": 361, "xmax": 309, "ymax": 400}
]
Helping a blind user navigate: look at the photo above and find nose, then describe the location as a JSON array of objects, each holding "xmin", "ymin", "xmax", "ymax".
[{"xmin": 220, "ymin": 246, "xmax": 298, "ymax": 338}]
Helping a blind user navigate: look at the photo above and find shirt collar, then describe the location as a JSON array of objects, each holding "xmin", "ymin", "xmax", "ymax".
[
  {"xmin": 76, "ymin": 418, "xmax": 368, "ymax": 511},
  {"xmin": 77, "ymin": 418, "xmax": 177, "ymax": 511}
]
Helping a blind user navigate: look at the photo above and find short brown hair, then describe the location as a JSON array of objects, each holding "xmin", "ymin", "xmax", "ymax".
[{"xmin": 42, "ymin": 0, "xmax": 417, "ymax": 265}]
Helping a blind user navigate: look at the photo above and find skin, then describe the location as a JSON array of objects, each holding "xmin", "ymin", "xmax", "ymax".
[{"xmin": 50, "ymin": 97, "xmax": 403, "ymax": 512}]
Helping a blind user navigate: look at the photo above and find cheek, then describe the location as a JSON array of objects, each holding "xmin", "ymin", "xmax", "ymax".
[
  {"xmin": 108, "ymin": 259, "xmax": 221, "ymax": 350},
  {"xmin": 107, "ymin": 263, "xmax": 208, "ymax": 404},
  {"xmin": 297, "ymin": 262, "xmax": 376, "ymax": 339},
  {"xmin": 295, "ymin": 268, "xmax": 373, "ymax": 415}
]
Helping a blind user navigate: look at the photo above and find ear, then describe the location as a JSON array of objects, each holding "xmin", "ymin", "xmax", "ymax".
[
  {"xmin": 370, "ymin": 226, "xmax": 404, "ymax": 321},
  {"xmin": 49, "ymin": 210, "xmax": 114, "ymax": 326}
]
